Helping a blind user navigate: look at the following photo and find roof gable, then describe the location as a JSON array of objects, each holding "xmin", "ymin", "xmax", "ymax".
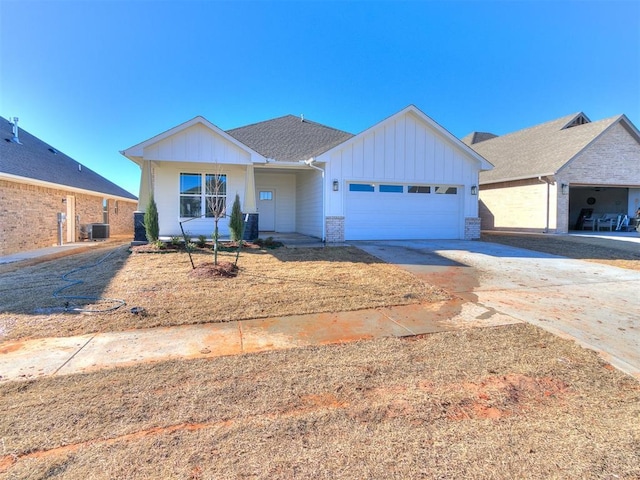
[
  {"xmin": 0, "ymin": 117, "xmax": 136, "ymax": 200},
  {"xmin": 319, "ymin": 105, "xmax": 493, "ymax": 170},
  {"xmin": 122, "ymin": 116, "xmax": 265, "ymax": 164},
  {"xmin": 469, "ymin": 112, "xmax": 632, "ymax": 184},
  {"xmin": 227, "ymin": 114, "xmax": 354, "ymax": 162}
]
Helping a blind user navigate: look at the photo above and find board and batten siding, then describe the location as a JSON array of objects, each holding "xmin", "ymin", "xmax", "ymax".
[
  {"xmin": 143, "ymin": 123, "xmax": 252, "ymax": 165},
  {"xmin": 295, "ymin": 169, "xmax": 324, "ymax": 238},
  {"xmin": 321, "ymin": 111, "xmax": 479, "ymax": 218},
  {"xmin": 255, "ymin": 172, "xmax": 297, "ymax": 232},
  {"xmin": 155, "ymin": 163, "xmax": 247, "ymax": 237}
]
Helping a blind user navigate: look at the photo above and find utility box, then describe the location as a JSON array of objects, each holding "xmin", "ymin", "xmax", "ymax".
[
  {"xmin": 79, "ymin": 224, "xmax": 92, "ymax": 241},
  {"xmin": 90, "ymin": 223, "xmax": 110, "ymax": 240}
]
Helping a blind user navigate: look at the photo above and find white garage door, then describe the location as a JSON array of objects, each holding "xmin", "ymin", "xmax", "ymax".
[{"xmin": 345, "ymin": 183, "xmax": 462, "ymax": 240}]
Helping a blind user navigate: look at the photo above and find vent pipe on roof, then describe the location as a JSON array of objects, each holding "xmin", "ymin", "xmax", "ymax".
[
  {"xmin": 10, "ymin": 117, "xmax": 22, "ymax": 144},
  {"xmin": 300, "ymin": 114, "xmax": 304, "ymax": 122}
]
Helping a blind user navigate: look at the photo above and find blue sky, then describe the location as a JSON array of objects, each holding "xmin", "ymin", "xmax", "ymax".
[{"xmin": 1, "ymin": 0, "xmax": 639, "ymax": 197}]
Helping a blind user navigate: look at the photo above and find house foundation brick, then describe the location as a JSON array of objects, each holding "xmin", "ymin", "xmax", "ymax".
[
  {"xmin": 325, "ymin": 216, "xmax": 345, "ymax": 243},
  {"xmin": 464, "ymin": 217, "xmax": 481, "ymax": 240},
  {"xmin": 0, "ymin": 179, "xmax": 137, "ymax": 256}
]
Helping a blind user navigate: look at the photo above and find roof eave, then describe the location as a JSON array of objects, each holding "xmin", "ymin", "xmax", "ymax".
[
  {"xmin": 480, "ymin": 172, "xmax": 557, "ymax": 185},
  {"xmin": 1, "ymin": 172, "xmax": 138, "ymax": 201}
]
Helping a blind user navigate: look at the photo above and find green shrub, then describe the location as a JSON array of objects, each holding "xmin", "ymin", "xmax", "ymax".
[
  {"xmin": 170, "ymin": 236, "xmax": 182, "ymax": 246},
  {"xmin": 143, "ymin": 196, "xmax": 159, "ymax": 243},
  {"xmin": 197, "ymin": 235, "xmax": 207, "ymax": 248},
  {"xmin": 229, "ymin": 194, "xmax": 244, "ymax": 242}
]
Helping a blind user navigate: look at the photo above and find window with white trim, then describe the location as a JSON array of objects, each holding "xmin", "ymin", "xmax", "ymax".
[{"xmin": 180, "ymin": 173, "xmax": 227, "ymax": 218}]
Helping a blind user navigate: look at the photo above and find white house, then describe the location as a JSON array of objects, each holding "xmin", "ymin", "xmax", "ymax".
[{"xmin": 121, "ymin": 105, "xmax": 493, "ymax": 242}]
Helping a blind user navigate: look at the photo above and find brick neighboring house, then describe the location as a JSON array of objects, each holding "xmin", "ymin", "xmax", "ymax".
[
  {"xmin": 462, "ymin": 113, "xmax": 640, "ymax": 233},
  {"xmin": 0, "ymin": 117, "xmax": 138, "ymax": 256}
]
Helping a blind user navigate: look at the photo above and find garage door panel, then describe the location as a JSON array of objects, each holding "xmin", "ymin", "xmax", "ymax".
[{"xmin": 345, "ymin": 186, "xmax": 462, "ymax": 240}]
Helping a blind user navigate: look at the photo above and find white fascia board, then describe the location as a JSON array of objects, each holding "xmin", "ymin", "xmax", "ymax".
[
  {"xmin": 120, "ymin": 115, "xmax": 266, "ymax": 163},
  {"xmin": 1, "ymin": 172, "xmax": 138, "ymax": 201},
  {"xmin": 479, "ymin": 172, "xmax": 556, "ymax": 186},
  {"xmin": 317, "ymin": 105, "xmax": 494, "ymax": 171},
  {"xmin": 256, "ymin": 161, "xmax": 311, "ymax": 170}
]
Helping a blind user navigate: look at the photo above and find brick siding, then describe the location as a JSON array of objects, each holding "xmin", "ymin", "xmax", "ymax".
[
  {"xmin": 325, "ymin": 216, "xmax": 344, "ymax": 243},
  {"xmin": 479, "ymin": 178, "xmax": 558, "ymax": 232},
  {"xmin": 0, "ymin": 179, "xmax": 137, "ymax": 256},
  {"xmin": 464, "ymin": 217, "xmax": 481, "ymax": 239},
  {"xmin": 561, "ymin": 123, "xmax": 640, "ymax": 185}
]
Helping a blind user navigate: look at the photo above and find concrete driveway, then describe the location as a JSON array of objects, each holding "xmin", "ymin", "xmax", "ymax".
[{"xmin": 356, "ymin": 240, "xmax": 640, "ymax": 379}]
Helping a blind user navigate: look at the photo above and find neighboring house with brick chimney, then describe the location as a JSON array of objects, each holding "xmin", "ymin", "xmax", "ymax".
[
  {"xmin": 0, "ymin": 116, "xmax": 138, "ymax": 256},
  {"xmin": 121, "ymin": 105, "xmax": 492, "ymax": 243},
  {"xmin": 462, "ymin": 113, "xmax": 640, "ymax": 233}
]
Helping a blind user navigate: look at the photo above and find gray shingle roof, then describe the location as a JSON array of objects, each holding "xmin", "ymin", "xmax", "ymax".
[
  {"xmin": 463, "ymin": 113, "xmax": 622, "ymax": 184},
  {"xmin": 461, "ymin": 131, "xmax": 498, "ymax": 145},
  {"xmin": 227, "ymin": 114, "xmax": 354, "ymax": 162},
  {"xmin": 0, "ymin": 117, "xmax": 136, "ymax": 199}
]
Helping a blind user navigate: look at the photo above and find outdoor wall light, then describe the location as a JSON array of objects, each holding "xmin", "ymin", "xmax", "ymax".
[
  {"xmin": 470, "ymin": 185, "xmax": 478, "ymax": 195},
  {"xmin": 561, "ymin": 183, "xmax": 569, "ymax": 195},
  {"xmin": 332, "ymin": 179, "xmax": 339, "ymax": 191}
]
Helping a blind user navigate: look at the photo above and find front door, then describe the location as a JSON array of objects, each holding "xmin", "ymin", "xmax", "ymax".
[{"xmin": 258, "ymin": 190, "xmax": 275, "ymax": 231}]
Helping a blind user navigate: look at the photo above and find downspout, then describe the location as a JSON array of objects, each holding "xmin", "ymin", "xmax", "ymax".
[
  {"xmin": 304, "ymin": 158, "xmax": 326, "ymax": 242},
  {"xmin": 538, "ymin": 176, "xmax": 551, "ymax": 233}
]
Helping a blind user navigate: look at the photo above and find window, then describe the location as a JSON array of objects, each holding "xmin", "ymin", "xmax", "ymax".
[
  {"xmin": 180, "ymin": 173, "xmax": 227, "ymax": 218},
  {"xmin": 349, "ymin": 183, "xmax": 375, "ymax": 192},
  {"xmin": 380, "ymin": 185, "xmax": 403, "ymax": 193},
  {"xmin": 259, "ymin": 191, "xmax": 273, "ymax": 201},
  {"xmin": 434, "ymin": 186, "xmax": 457, "ymax": 194},
  {"xmin": 205, "ymin": 174, "xmax": 226, "ymax": 218},
  {"xmin": 408, "ymin": 186, "xmax": 431, "ymax": 194},
  {"xmin": 102, "ymin": 198, "xmax": 109, "ymax": 223},
  {"xmin": 180, "ymin": 173, "xmax": 202, "ymax": 217}
]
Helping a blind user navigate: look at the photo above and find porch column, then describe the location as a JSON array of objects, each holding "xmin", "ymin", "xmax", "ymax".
[
  {"xmin": 243, "ymin": 165, "xmax": 257, "ymax": 213},
  {"xmin": 138, "ymin": 160, "xmax": 153, "ymax": 211},
  {"xmin": 243, "ymin": 165, "xmax": 259, "ymax": 240}
]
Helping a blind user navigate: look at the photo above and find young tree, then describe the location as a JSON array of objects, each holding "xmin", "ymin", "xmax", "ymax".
[
  {"xmin": 229, "ymin": 193, "xmax": 243, "ymax": 242},
  {"xmin": 206, "ymin": 169, "xmax": 227, "ymax": 265},
  {"xmin": 143, "ymin": 195, "xmax": 159, "ymax": 243}
]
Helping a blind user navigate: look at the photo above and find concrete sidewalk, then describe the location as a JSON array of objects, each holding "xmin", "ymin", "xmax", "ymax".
[{"xmin": 0, "ymin": 302, "xmax": 518, "ymax": 382}]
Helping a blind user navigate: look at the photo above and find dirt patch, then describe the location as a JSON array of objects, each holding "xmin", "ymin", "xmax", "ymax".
[
  {"xmin": 188, "ymin": 261, "xmax": 238, "ymax": 278},
  {"xmin": 1, "ymin": 324, "xmax": 638, "ymax": 479},
  {"xmin": 0, "ymin": 245, "xmax": 449, "ymax": 341},
  {"xmin": 483, "ymin": 232, "xmax": 640, "ymax": 271}
]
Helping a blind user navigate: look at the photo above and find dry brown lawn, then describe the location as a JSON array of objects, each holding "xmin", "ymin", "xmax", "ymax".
[
  {"xmin": 2, "ymin": 237, "xmax": 640, "ymax": 478},
  {"xmin": 483, "ymin": 232, "xmax": 640, "ymax": 271},
  {"xmin": 1, "ymin": 323, "xmax": 639, "ymax": 479},
  {"xmin": 0, "ymin": 245, "xmax": 448, "ymax": 341}
]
